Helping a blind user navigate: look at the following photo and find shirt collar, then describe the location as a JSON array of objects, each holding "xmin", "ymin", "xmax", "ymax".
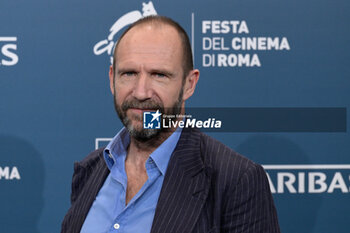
[
  {"xmin": 148, "ymin": 126, "xmax": 182, "ymax": 175},
  {"xmin": 103, "ymin": 126, "xmax": 183, "ymax": 175},
  {"xmin": 103, "ymin": 128, "xmax": 130, "ymax": 170}
]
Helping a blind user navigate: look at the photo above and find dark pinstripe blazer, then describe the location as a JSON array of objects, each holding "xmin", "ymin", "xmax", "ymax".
[{"xmin": 61, "ymin": 128, "xmax": 280, "ymax": 233}]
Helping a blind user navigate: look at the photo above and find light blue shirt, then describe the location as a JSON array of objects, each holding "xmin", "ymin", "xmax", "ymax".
[{"xmin": 81, "ymin": 127, "xmax": 182, "ymax": 233}]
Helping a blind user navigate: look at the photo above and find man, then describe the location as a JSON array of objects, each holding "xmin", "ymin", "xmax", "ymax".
[{"xmin": 62, "ymin": 16, "xmax": 280, "ymax": 233}]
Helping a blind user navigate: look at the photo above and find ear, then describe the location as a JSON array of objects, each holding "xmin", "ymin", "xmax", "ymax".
[
  {"xmin": 109, "ymin": 65, "xmax": 115, "ymax": 95},
  {"xmin": 182, "ymin": 69, "xmax": 200, "ymax": 101}
]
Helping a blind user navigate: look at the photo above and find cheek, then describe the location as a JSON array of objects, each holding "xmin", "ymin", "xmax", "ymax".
[
  {"xmin": 114, "ymin": 82, "xmax": 127, "ymax": 101},
  {"xmin": 114, "ymin": 78, "xmax": 138, "ymax": 98},
  {"xmin": 158, "ymin": 88, "xmax": 182, "ymax": 107},
  {"xmin": 113, "ymin": 91, "xmax": 125, "ymax": 109}
]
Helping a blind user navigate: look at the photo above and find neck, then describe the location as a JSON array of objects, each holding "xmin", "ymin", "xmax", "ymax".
[{"xmin": 127, "ymin": 126, "xmax": 176, "ymax": 164}]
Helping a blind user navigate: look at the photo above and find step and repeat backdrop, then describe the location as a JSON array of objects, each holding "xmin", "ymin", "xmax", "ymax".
[{"xmin": 1, "ymin": 0, "xmax": 349, "ymax": 232}]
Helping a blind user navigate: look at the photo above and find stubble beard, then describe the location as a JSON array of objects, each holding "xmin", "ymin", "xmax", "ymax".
[{"xmin": 113, "ymin": 87, "xmax": 184, "ymax": 142}]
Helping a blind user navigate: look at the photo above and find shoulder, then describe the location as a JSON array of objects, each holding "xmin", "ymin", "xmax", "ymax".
[
  {"xmin": 74, "ymin": 147, "xmax": 105, "ymax": 171},
  {"xmin": 70, "ymin": 147, "xmax": 107, "ymax": 203},
  {"xmin": 197, "ymin": 131, "xmax": 265, "ymax": 188},
  {"xmin": 198, "ymin": 131, "xmax": 258, "ymax": 170},
  {"xmin": 195, "ymin": 132, "xmax": 281, "ymax": 232}
]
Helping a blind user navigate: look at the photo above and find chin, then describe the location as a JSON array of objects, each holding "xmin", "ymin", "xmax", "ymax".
[{"xmin": 128, "ymin": 127, "xmax": 161, "ymax": 141}]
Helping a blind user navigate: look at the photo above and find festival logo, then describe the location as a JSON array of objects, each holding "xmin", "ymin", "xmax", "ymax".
[
  {"xmin": 93, "ymin": 1, "xmax": 157, "ymax": 64},
  {"xmin": 200, "ymin": 20, "xmax": 291, "ymax": 67}
]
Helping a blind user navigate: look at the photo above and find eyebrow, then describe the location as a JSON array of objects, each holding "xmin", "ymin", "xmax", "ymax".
[
  {"xmin": 117, "ymin": 67, "xmax": 175, "ymax": 78},
  {"xmin": 149, "ymin": 68, "xmax": 175, "ymax": 77},
  {"xmin": 116, "ymin": 68, "xmax": 136, "ymax": 75}
]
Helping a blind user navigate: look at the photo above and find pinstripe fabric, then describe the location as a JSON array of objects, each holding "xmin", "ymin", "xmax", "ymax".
[
  {"xmin": 61, "ymin": 147, "xmax": 110, "ymax": 233},
  {"xmin": 61, "ymin": 128, "xmax": 280, "ymax": 233}
]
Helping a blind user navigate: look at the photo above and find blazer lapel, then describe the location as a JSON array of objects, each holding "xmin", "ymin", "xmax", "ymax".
[{"xmin": 151, "ymin": 128, "xmax": 212, "ymax": 233}]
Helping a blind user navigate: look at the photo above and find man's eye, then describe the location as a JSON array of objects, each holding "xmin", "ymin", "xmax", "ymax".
[
  {"xmin": 153, "ymin": 73, "xmax": 166, "ymax": 78},
  {"xmin": 122, "ymin": 72, "xmax": 136, "ymax": 77}
]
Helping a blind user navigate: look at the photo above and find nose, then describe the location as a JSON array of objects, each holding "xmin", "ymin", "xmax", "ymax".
[{"xmin": 132, "ymin": 73, "xmax": 152, "ymax": 101}]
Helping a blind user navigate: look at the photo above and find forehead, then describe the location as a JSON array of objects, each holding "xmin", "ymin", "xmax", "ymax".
[{"xmin": 115, "ymin": 24, "xmax": 183, "ymax": 68}]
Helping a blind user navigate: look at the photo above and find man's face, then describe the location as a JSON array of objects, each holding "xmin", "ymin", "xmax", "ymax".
[{"xmin": 110, "ymin": 24, "xmax": 186, "ymax": 141}]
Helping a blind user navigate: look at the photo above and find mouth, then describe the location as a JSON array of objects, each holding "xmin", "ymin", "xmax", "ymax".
[{"xmin": 128, "ymin": 108, "xmax": 158, "ymax": 114}]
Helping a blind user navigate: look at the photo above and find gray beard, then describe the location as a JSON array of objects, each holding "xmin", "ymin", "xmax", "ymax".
[{"xmin": 114, "ymin": 87, "xmax": 183, "ymax": 142}]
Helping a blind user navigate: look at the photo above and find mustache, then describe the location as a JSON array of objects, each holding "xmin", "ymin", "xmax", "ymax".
[{"xmin": 121, "ymin": 99, "xmax": 164, "ymax": 112}]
